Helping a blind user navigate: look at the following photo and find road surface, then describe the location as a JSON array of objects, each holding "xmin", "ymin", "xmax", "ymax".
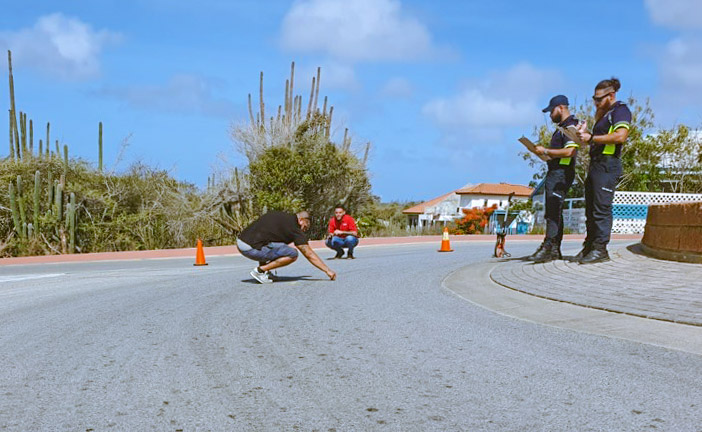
[{"xmin": 1, "ymin": 240, "xmax": 700, "ymax": 431}]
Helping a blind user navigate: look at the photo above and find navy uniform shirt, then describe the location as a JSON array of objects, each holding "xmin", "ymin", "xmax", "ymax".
[
  {"xmin": 547, "ymin": 115, "xmax": 580, "ymax": 171},
  {"xmin": 591, "ymin": 101, "xmax": 632, "ymax": 158}
]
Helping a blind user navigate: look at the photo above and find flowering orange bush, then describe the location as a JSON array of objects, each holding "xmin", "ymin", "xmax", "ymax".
[{"xmin": 452, "ymin": 204, "xmax": 497, "ymax": 234}]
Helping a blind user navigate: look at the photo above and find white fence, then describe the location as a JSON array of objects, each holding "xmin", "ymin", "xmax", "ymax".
[
  {"xmin": 611, "ymin": 191, "xmax": 702, "ymax": 234},
  {"xmin": 535, "ymin": 191, "xmax": 702, "ymax": 234}
]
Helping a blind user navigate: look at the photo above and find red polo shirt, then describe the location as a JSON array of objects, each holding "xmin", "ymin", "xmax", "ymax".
[{"xmin": 328, "ymin": 214, "xmax": 358, "ymax": 238}]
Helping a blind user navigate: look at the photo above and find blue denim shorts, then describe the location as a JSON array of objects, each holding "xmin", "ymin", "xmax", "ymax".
[{"xmin": 237, "ymin": 240, "xmax": 299, "ymax": 263}]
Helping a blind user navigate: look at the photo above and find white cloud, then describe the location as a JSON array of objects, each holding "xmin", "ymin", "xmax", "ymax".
[
  {"xmin": 422, "ymin": 63, "xmax": 563, "ymax": 128},
  {"xmin": 645, "ymin": 0, "xmax": 702, "ymax": 30},
  {"xmin": 0, "ymin": 13, "xmax": 121, "ymax": 80},
  {"xmin": 280, "ymin": 0, "xmax": 447, "ymax": 62},
  {"xmin": 381, "ymin": 77, "xmax": 414, "ymax": 99},
  {"xmin": 98, "ymin": 74, "xmax": 237, "ymax": 118},
  {"xmin": 658, "ymin": 37, "xmax": 702, "ymax": 105}
]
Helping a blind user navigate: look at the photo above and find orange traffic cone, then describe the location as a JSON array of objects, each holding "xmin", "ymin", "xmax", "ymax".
[
  {"xmin": 438, "ymin": 227, "xmax": 453, "ymax": 252},
  {"xmin": 194, "ymin": 238, "xmax": 208, "ymax": 266}
]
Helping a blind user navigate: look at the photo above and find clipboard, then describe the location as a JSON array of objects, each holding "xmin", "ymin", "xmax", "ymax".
[
  {"xmin": 518, "ymin": 136, "xmax": 551, "ymax": 162},
  {"xmin": 557, "ymin": 124, "xmax": 585, "ymax": 145}
]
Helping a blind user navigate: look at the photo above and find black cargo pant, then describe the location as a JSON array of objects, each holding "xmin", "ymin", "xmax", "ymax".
[
  {"xmin": 544, "ymin": 168, "xmax": 575, "ymax": 246},
  {"xmin": 584, "ymin": 156, "xmax": 622, "ymax": 247}
]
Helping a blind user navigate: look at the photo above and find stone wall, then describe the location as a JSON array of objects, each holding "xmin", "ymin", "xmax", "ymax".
[{"xmin": 642, "ymin": 201, "xmax": 702, "ymax": 262}]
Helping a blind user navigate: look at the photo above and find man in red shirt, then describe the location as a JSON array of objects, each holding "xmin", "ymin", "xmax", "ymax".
[{"xmin": 325, "ymin": 205, "xmax": 359, "ymax": 259}]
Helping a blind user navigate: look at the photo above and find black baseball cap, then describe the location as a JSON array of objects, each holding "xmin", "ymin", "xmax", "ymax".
[{"xmin": 542, "ymin": 95, "xmax": 569, "ymax": 113}]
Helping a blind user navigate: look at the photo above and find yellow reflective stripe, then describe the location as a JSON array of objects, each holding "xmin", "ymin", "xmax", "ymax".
[
  {"xmin": 564, "ymin": 142, "xmax": 579, "ymax": 149},
  {"xmin": 613, "ymin": 122, "xmax": 630, "ymax": 131},
  {"xmin": 603, "ymin": 144, "xmax": 616, "ymax": 155},
  {"xmin": 559, "ymin": 157, "xmax": 572, "ymax": 165}
]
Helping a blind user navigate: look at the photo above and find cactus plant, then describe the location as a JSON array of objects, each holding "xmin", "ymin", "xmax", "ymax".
[
  {"xmin": 8, "ymin": 51, "xmax": 20, "ymax": 159},
  {"xmin": 8, "ymin": 109, "xmax": 14, "ymax": 159},
  {"xmin": 9, "ymin": 183, "xmax": 21, "ymax": 237},
  {"xmin": 46, "ymin": 122, "xmax": 50, "ymax": 158},
  {"xmin": 68, "ymin": 192, "xmax": 76, "ymax": 253},
  {"xmin": 16, "ymin": 175, "xmax": 27, "ymax": 239},
  {"xmin": 55, "ymin": 181, "xmax": 63, "ymax": 222},
  {"xmin": 47, "ymin": 170, "xmax": 53, "ymax": 212},
  {"xmin": 98, "ymin": 122, "xmax": 103, "ymax": 171},
  {"xmin": 29, "ymin": 119, "xmax": 33, "ymax": 155},
  {"xmin": 33, "ymin": 170, "xmax": 40, "ymax": 235}
]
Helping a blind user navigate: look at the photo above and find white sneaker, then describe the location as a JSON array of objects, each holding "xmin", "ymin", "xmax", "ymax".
[{"xmin": 250, "ymin": 267, "xmax": 273, "ymax": 284}]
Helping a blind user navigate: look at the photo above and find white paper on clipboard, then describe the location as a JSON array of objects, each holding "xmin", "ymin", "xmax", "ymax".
[{"xmin": 518, "ymin": 136, "xmax": 551, "ymax": 162}]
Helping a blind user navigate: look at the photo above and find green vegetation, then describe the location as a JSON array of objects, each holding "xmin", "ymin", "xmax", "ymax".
[{"xmin": 221, "ymin": 62, "xmax": 373, "ymax": 239}]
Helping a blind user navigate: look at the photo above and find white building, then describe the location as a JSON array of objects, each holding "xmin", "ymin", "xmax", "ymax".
[{"xmin": 403, "ymin": 183, "xmax": 533, "ymax": 229}]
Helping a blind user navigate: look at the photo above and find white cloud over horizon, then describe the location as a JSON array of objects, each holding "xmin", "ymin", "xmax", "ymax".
[
  {"xmin": 422, "ymin": 63, "xmax": 563, "ymax": 129},
  {"xmin": 0, "ymin": 13, "xmax": 121, "ymax": 80},
  {"xmin": 280, "ymin": 0, "xmax": 450, "ymax": 63},
  {"xmin": 645, "ymin": 0, "xmax": 702, "ymax": 30},
  {"xmin": 97, "ymin": 74, "xmax": 238, "ymax": 118}
]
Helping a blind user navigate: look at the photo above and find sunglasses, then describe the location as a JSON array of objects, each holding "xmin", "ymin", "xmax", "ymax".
[{"xmin": 592, "ymin": 92, "xmax": 613, "ymax": 103}]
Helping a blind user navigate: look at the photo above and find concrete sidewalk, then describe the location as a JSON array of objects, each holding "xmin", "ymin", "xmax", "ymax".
[{"xmin": 444, "ymin": 242, "xmax": 702, "ymax": 356}]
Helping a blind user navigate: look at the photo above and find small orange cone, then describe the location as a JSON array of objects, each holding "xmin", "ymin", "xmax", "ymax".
[
  {"xmin": 194, "ymin": 238, "xmax": 208, "ymax": 266},
  {"xmin": 438, "ymin": 227, "xmax": 453, "ymax": 252}
]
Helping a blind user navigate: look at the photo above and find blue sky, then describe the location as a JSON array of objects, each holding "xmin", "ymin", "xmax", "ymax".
[{"xmin": 1, "ymin": 0, "xmax": 701, "ymax": 201}]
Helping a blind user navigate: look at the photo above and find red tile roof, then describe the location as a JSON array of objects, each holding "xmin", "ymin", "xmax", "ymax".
[
  {"xmin": 402, "ymin": 191, "xmax": 457, "ymax": 214},
  {"xmin": 455, "ymin": 183, "xmax": 532, "ymax": 197}
]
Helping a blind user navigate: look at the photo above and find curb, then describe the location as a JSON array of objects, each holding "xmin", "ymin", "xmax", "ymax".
[{"xmin": 442, "ymin": 260, "xmax": 702, "ymax": 356}]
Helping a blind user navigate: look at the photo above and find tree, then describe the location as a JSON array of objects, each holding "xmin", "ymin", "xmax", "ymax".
[
  {"xmin": 214, "ymin": 62, "xmax": 373, "ymax": 239},
  {"xmin": 248, "ymin": 114, "xmax": 371, "ymax": 239}
]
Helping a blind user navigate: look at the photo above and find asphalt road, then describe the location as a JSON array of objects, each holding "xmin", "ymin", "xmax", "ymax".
[{"xmin": 1, "ymin": 240, "xmax": 701, "ymax": 431}]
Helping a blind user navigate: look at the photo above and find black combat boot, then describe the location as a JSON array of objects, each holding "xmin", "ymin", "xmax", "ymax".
[
  {"xmin": 567, "ymin": 242, "xmax": 591, "ymax": 262},
  {"xmin": 531, "ymin": 241, "xmax": 555, "ymax": 263},
  {"xmin": 526, "ymin": 242, "xmax": 544, "ymax": 260},
  {"xmin": 579, "ymin": 244, "xmax": 609, "ymax": 264}
]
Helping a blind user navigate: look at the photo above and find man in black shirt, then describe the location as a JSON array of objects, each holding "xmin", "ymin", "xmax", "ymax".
[
  {"xmin": 529, "ymin": 95, "xmax": 580, "ymax": 262},
  {"xmin": 237, "ymin": 210, "xmax": 337, "ymax": 284}
]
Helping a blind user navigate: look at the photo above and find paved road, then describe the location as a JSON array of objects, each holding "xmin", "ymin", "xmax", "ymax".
[{"xmin": 1, "ymin": 241, "xmax": 701, "ymax": 431}]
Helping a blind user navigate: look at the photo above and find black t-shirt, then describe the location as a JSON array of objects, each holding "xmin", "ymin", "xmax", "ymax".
[
  {"xmin": 590, "ymin": 101, "xmax": 632, "ymax": 158},
  {"xmin": 238, "ymin": 211, "xmax": 309, "ymax": 250},
  {"xmin": 547, "ymin": 115, "xmax": 579, "ymax": 171}
]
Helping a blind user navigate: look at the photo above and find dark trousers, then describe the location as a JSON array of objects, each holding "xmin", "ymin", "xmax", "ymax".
[
  {"xmin": 585, "ymin": 157, "xmax": 622, "ymax": 247},
  {"xmin": 544, "ymin": 168, "xmax": 574, "ymax": 246}
]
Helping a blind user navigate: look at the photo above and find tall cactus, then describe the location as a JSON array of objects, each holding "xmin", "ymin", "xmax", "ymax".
[
  {"xmin": 259, "ymin": 71, "xmax": 265, "ymax": 131},
  {"xmin": 38, "ymin": 139, "xmax": 43, "ymax": 159},
  {"xmin": 68, "ymin": 192, "xmax": 76, "ymax": 253},
  {"xmin": 29, "ymin": 119, "xmax": 33, "ymax": 155},
  {"xmin": 20, "ymin": 111, "xmax": 26, "ymax": 158},
  {"xmin": 54, "ymin": 181, "xmax": 63, "ymax": 222},
  {"xmin": 33, "ymin": 170, "xmax": 40, "ymax": 235},
  {"xmin": 46, "ymin": 122, "xmax": 50, "ymax": 158},
  {"xmin": 47, "ymin": 170, "xmax": 53, "ymax": 212},
  {"xmin": 8, "ymin": 50, "xmax": 20, "ymax": 160},
  {"xmin": 16, "ymin": 175, "xmax": 27, "ymax": 239},
  {"xmin": 63, "ymin": 144, "xmax": 69, "ymax": 178},
  {"xmin": 8, "ymin": 109, "xmax": 14, "ymax": 159},
  {"xmin": 9, "ymin": 183, "xmax": 21, "ymax": 237},
  {"xmin": 98, "ymin": 121, "xmax": 103, "ymax": 171}
]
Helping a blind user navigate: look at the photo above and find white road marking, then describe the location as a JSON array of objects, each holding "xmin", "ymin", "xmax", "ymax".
[{"xmin": 0, "ymin": 273, "xmax": 65, "ymax": 283}]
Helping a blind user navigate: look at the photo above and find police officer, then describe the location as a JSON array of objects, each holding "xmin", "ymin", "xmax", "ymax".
[
  {"xmin": 575, "ymin": 77, "xmax": 631, "ymax": 264},
  {"xmin": 528, "ymin": 95, "xmax": 579, "ymax": 262}
]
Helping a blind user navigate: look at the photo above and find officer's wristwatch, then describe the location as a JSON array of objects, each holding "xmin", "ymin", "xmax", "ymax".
[{"xmin": 588, "ymin": 133, "xmax": 595, "ymax": 145}]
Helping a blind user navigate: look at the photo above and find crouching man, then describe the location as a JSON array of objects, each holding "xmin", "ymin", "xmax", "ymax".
[
  {"xmin": 236, "ymin": 210, "xmax": 336, "ymax": 284},
  {"xmin": 325, "ymin": 205, "xmax": 359, "ymax": 259}
]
